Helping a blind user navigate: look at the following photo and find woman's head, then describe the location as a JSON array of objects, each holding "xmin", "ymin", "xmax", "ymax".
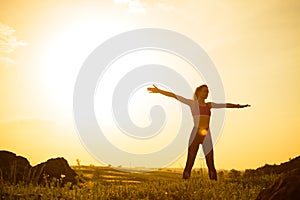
[{"xmin": 194, "ymin": 84, "xmax": 209, "ymax": 100}]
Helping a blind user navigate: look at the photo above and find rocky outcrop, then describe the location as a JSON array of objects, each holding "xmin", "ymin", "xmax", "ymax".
[
  {"xmin": 251, "ymin": 156, "xmax": 300, "ymax": 200},
  {"xmin": 33, "ymin": 158, "xmax": 77, "ymax": 185},
  {"xmin": 0, "ymin": 151, "xmax": 31, "ymax": 183},
  {"xmin": 244, "ymin": 156, "xmax": 300, "ymax": 177},
  {"xmin": 256, "ymin": 168, "xmax": 300, "ymax": 200},
  {"xmin": 0, "ymin": 150, "xmax": 77, "ymax": 185}
]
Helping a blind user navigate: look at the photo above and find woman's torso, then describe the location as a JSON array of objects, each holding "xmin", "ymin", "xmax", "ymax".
[{"xmin": 191, "ymin": 102, "xmax": 211, "ymax": 130}]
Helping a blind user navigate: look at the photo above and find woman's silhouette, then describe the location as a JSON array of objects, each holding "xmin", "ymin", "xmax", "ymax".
[{"xmin": 147, "ymin": 84, "xmax": 250, "ymax": 180}]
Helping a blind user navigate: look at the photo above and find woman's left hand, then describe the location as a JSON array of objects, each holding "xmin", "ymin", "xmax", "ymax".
[{"xmin": 239, "ymin": 104, "xmax": 251, "ymax": 108}]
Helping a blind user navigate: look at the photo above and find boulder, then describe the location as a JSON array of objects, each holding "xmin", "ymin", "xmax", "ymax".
[
  {"xmin": 0, "ymin": 150, "xmax": 77, "ymax": 185},
  {"xmin": 0, "ymin": 151, "xmax": 31, "ymax": 183},
  {"xmin": 32, "ymin": 157, "xmax": 77, "ymax": 185},
  {"xmin": 256, "ymin": 168, "xmax": 300, "ymax": 200}
]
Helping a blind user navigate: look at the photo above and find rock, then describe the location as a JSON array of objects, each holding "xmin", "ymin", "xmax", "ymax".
[
  {"xmin": 0, "ymin": 150, "xmax": 77, "ymax": 185},
  {"xmin": 0, "ymin": 151, "xmax": 31, "ymax": 183},
  {"xmin": 245, "ymin": 156, "xmax": 300, "ymax": 199},
  {"xmin": 32, "ymin": 157, "xmax": 77, "ymax": 185},
  {"xmin": 256, "ymin": 168, "xmax": 300, "ymax": 200}
]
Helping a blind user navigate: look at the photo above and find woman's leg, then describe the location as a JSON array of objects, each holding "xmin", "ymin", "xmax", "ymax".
[
  {"xmin": 183, "ymin": 127, "xmax": 202, "ymax": 179},
  {"xmin": 202, "ymin": 129, "xmax": 217, "ymax": 180}
]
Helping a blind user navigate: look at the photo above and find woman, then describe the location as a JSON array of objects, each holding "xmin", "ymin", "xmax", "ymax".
[{"xmin": 147, "ymin": 84, "xmax": 250, "ymax": 180}]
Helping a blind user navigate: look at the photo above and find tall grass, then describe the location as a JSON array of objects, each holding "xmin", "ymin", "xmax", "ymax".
[{"xmin": 0, "ymin": 166, "xmax": 279, "ymax": 200}]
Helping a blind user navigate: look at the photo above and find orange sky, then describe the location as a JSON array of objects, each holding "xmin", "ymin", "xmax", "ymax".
[{"xmin": 0, "ymin": 0, "xmax": 299, "ymax": 170}]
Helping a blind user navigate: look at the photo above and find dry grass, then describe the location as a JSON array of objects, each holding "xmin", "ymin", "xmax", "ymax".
[{"xmin": 0, "ymin": 166, "xmax": 279, "ymax": 199}]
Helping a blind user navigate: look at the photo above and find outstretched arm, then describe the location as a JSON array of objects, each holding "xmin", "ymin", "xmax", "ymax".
[
  {"xmin": 210, "ymin": 102, "xmax": 250, "ymax": 109},
  {"xmin": 147, "ymin": 84, "xmax": 193, "ymax": 106}
]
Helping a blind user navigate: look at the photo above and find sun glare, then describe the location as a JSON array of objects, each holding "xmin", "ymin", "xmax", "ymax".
[
  {"xmin": 94, "ymin": 49, "xmax": 203, "ymax": 154},
  {"xmin": 41, "ymin": 19, "xmax": 122, "ymax": 118}
]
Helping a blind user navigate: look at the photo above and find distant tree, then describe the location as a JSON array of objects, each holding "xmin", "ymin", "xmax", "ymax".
[{"xmin": 76, "ymin": 159, "xmax": 81, "ymax": 169}]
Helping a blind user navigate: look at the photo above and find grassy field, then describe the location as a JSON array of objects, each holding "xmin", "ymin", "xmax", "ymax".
[{"xmin": 0, "ymin": 166, "xmax": 279, "ymax": 200}]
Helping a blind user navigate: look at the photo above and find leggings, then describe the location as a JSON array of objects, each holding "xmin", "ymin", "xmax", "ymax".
[{"xmin": 183, "ymin": 127, "xmax": 217, "ymax": 180}]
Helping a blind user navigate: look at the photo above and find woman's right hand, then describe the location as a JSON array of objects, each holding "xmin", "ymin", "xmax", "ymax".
[{"xmin": 147, "ymin": 84, "xmax": 160, "ymax": 93}]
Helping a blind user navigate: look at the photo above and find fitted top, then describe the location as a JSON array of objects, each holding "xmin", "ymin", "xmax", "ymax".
[{"xmin": 191, "ymin": 103, "xmax": 211, "ymax": 117}]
